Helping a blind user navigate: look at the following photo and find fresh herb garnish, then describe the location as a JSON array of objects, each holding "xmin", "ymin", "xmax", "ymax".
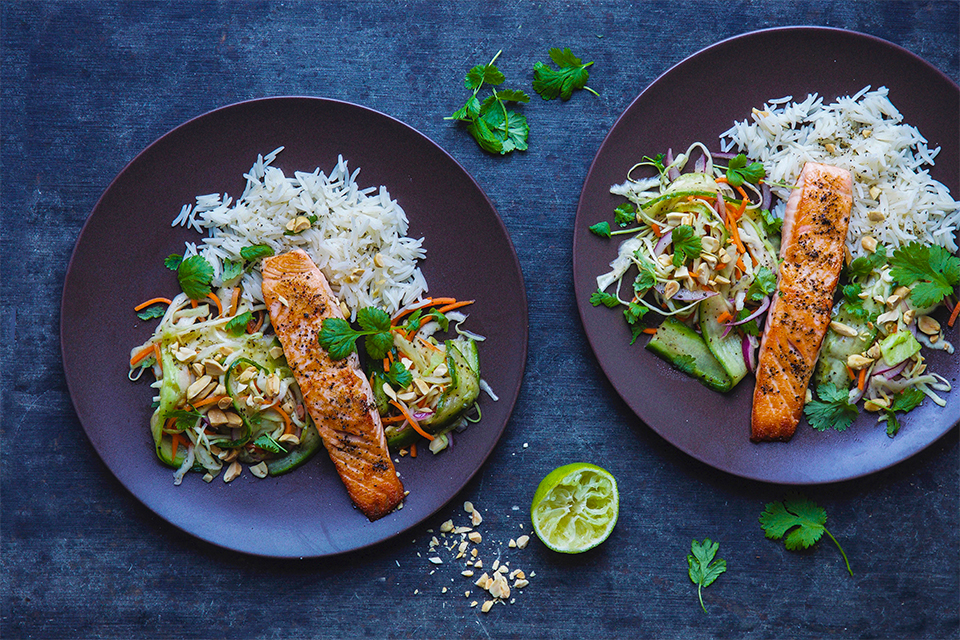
[
  {"xmin": 531, "ymin": 47, "xmax": 598, "ymax": 101},
  {"xmin": 240, "ymin": 244, "xmax": 275, "ymax": 263},
  {"xmin": 804, "ymin": 383, "xmax": 859, "ymax": 432},
  {"xmin": 177, "ymin": 255, "xmax": 214, "ymax": 301},
  {"xmin": 384, "ymin": 361, "xmax": 413, "ymax": 390},
  {"xmin": 164, "ymin": 408, "xmax": 203, "ymax": 432},
  {"xmin": 401, "ymin": 308, "xmax": 449, "ymax": 334},
  {"xmin": 760, "ymin": 495, "xmax": 852, "ymax": 576},
  {"xmin": 847, "ymin": 243, "xmax": 888, "ymax": 280},
  {"xmin": 221, "ymin": 259, "xmax": 244, "ymax": 283},
  {"xmin": 447, "ymin": 50, "xmax": 530, "ymax": 155},
  {"xmin": 758, "ymin": 208, "xmax": 782, "ymax": 235},
  {"xmin": 252, "ymin": 433, "xmax": 287, "ymax": 454},
  {"xmin": 614, "ymin": 203, "xmax": 636, "ymax": 227},
  {"xmin": 884, "ymin": 387, "xmax": 925, "ymax": 437},
  {"xmin": 724, "ymin": 153, "xmax": 766, "ymax": 187},
  {"xmin": 590, "ymin": 290, "xmax": 619, "ymax": 308},
  {"xmin": 889, "ymin": 242, "xmax": 960, "ymax": 308},
  {"xmin": 642, "ymin": 154, "xmax": 667, "ymax": 176},
  {"xmin": 136, "ymin": 305, "xmax": 167, "ymax": 321},
  {"xmin": 164, "ymin": 254, "xmax": 183, "ymax": 270},
  {"xmin": 633, "ymin": 256, "xmax": 657, "ymax": 294},
  {"xmin": 670, "ymin": 225, "xmax": 702, "ymax": 267},
  {"xmin": 318, "ymin": 307, "xmax": 394, "ymax": 360},
  {"xmin": 687, "ymin": 539, "xmax": 726, "ymax": 613},
  {"xmin": 225, "ymin": 311, "xmax": 254, "ymax": 337},
  {"xmin": 589, "ymin": 221, "xmax": 611, "ymax": 238},
  {"xmin": 746, "ymin": 266, "xmax": 777, "ymax": 302}
]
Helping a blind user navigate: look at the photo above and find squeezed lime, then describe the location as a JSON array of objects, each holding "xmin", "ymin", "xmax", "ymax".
[{"xmin": 530, "ymin": 463, "xmax": 619, "ymax": 553}]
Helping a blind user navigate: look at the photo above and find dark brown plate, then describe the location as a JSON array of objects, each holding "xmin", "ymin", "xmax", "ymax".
[
  {"xmin": 574, "ymin": 27, "xmax": 959, "ymax": 484},
  {"xmin": 61, "ymin": 97, "xmax": 528, "ymax": 556}
]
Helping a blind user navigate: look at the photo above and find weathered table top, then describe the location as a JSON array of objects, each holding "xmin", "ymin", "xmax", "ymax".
[{"xmin": 3, "ymin": 2, "xmax": 958, "ymax": 638}]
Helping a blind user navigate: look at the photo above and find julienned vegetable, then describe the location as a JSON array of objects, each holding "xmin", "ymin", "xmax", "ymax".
[
  {"xmin": 319, "ymin": 298, "xmax": 488, "ymax": 455},
  {"xmin": 592, "ymin": 144, "xmax": 777, "ymax": 391},
  {"xmin": 129, "ymin": 291, "xmax": 322, "ymax": 484}
]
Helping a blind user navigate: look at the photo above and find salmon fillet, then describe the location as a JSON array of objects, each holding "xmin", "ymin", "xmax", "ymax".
[
  {"xmin": 751, "ymin": 162, "xmax": 854, "ymax": 442},
  {"xmin": 261, "ymin": 249, "xmax": 404, "ymax": 520}
]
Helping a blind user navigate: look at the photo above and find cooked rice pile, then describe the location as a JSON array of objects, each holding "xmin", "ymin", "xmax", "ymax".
[
  {"xmin": 173, "ymin": 147, "xmax": 428, "ymax": 318},
  {"xmin": 720, "ymin": 86, "xmax": 960, "ymax": 258}
]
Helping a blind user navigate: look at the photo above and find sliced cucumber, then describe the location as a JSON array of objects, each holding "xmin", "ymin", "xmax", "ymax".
[
  {"xmin": 699, "ymin": 295, "xmax": 748, "ymax": 388},
  {"xmin": 646, "ymin": 318, "xmax": 733, "ymax": 392}
]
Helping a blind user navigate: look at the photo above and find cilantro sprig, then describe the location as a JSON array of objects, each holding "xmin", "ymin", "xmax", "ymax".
[
  {"xmin": 760, "ymin": 495, "xmax": 852, "ymax": 576},
  {"xmin": 447, "ymin": 50, "xmax": 530, "ymax": 155},
  {"xmin": 883, "ymin": 387, "xmax": 925, "ymax": 437},
  {"xmin": 671, "ymin": 225, "xmax": 702, "ymax": 267},
  {"xmin": 687, "ymin": 539, "xmax": 726, "ymax": 613},
  {"xmin": 804, "ymin": 383, "xmax": 858, "ymax": 432},
  {"xmin": 889, "ymin": 242, "xmax": 960, "ymax": 308},
  {"xmin": 531, "ymin": 47, "xmax": 598, "ymax": 101},
  {"xmin": 318, "ymin": 307, "xmax": 394, "ymax": 360},
  {"xmin": 723, "ymin": 153, "xmax": 766, "ymax": 188},
  {"xmin": 177, "ymin": 255, "xmax": 214, "ymax": 301},
  {"xmin": 746, "ymin": 266, "xmax": 777, "ymax": 302}
]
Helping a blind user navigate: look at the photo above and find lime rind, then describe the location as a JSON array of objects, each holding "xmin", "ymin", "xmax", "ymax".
[{"xmin": 530, "ymin": 463, "xmax": 619, "ymax": 554}]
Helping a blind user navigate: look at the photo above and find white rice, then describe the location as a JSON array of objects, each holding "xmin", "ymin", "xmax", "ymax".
[
  {"xmin": 172, "ymin": 147, "xmax": 428, "ymax": 318},
  {"xmin": 720, "ymin": 86, "xmax": 960, "ymax": 257}
]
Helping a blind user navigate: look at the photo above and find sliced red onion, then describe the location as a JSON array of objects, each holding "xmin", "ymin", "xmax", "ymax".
[
  {"xmin": 743, "ymin": 333, "xmax": 759, "ymax": 373},
  {"xmin": 413, "ymin": 411, "xmax": 432, "ymax": 421},
  {"xmin": 761, "ymin": 182, "xmax": 772, "ymax": 211},
  {"xmin": 726, "ymin": 296, "xmax": 771, "ymax": 326},
  {"xmin": 874, "ymin": 359, "xmax": 908, "ymax": 379},
  {"xmin": 712, "ymin": 151, "xmax": 736, "ymax": 160},
  {"xmin": 666, "ymin": 149, "xmax": 680, "ymax": 181},
  {"xmin": 654, "ymin": 232, "xmax": 672, "ymax": 255},
  {"xmin": 654, "ymin": 283, "xmax": 718, "ymax": 303}
]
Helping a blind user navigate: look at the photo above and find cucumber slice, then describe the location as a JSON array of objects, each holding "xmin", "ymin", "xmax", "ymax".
[
  {"xmin": 646, "ymin": 318, "xmax": 733, "ymax": 392},
  {"xmin": 699, "ymin": 296, "xmax": 748, "ymax": 388}
]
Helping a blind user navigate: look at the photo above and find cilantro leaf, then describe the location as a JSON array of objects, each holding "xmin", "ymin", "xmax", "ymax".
[
  {"xmin": 402, "ymin": 308, "xmax": 449, "ymax": 334},
  {"xmin": 725, "ymin": 154, "xmax": 766, "ymax": 187},
  {"xmin": 589, "ymin": 221, "xmax": 612, "ymax": 238},
  {"xmin": 747, "ymin": 266, "xmax": 777, "ymax": 302},
  {"xmin": 225, "ymin": 311, "xmax": 253, "ymax": 337},
  {"xmin": 642, "ymin": 154, "xmax": 667, "ymax": 175},
  {"xmin": 448, "ymin": 51, "xmax": 528, "ymax": 155},
  {"xmin": 884, "ymin": 387, "xmax": 925, "ymax": 437},
  {"xmin": 759, "ymin": 208, "xmax": 782, "ymax": 236},
  {"xmin": 671, "ymin": 225, "xmax": 702, "ymax": 267},
  {"xmin": 687, "ymin": 539, "xmax": 726, "ymax": 614},
  {"xmin": 240, "ymin": 244, "xmax": 274, "ymax": 263},
  {"xmin": 890, "ymin": 242, "xmax": 960, "ymax": 308},
  {"xmin": 804, "ymin": 383, "xmax": 858, "ymax": 432},
  {"xmin": 532, "ymin": 47, "xmax": 597, "ymax": 101},
  {"xmin": 760, "ymin": 495, "xmax": 852, "ymax": 575},
  {"xmin": 164, "ymin": 254, "xmax": 183, "ymax": 270},
  {"xmin": 735, "ymin": 307, "xmax": 760, "ymax": 336},
  {"xmin": 252, "ymin": 434, "xmax": 287, "ymax": 454},
  {"xmin": 614, "ymin": 203, "xmax": 636, "ymax": 227},
  {"xmin": 633, "ymin": 260, "xmax": 657, "ymax": 295},
  {"xmin": 316, "ymin": 307, "xmax": 395, "ymax": 360},
  {"xmin": 136, "ymin": 305, "xmax": 167, "ymax": 321},
  {"xmin": 163, "ymin": 408, "xmax": 202, "ymax": 432},
  {"xmin": 221, "ymin": 259, "xmax": 243, "ymax": 283},
  {"xmin": 384, "ymin": 361, "xmax": 413, "ymax": 390},
  {"xmin": 847, "ymin": 243, "xmax": 887, "ymax": 280},
  {"xmin": 590, "ymin": 290, "xmax": 619, "ymax": 308},
  {"xmin": 177, "ymin": 255, "xmax": 214, "ymax": 300}
]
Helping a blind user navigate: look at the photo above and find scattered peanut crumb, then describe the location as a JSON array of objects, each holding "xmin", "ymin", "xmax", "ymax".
[{"xmin": 481, "ymin": 600, "xmax": 494, "ymax": 613}]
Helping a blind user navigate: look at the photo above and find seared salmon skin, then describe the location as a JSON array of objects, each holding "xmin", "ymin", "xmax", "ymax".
[
  {"xmin": 261, "ymin": 249, "xmax": 404, "ymax": 520},
  {"xmin": 751, "ymin": 162, "xmax": 854, "ymax": 442}
]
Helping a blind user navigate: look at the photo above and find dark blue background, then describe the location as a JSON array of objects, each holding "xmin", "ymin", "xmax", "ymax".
[{"xmin": 3, "ymin": 2, "xmax": 958, "ymax": 638}]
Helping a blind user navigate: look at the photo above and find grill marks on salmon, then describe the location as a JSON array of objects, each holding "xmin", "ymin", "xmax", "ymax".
[
  {"xmin": 261, "ymin": 249, "xmax": 404, "ymax": 520},
  {"xmin": 751, "ymin": 163, "xmax": 854, "ymax": 442}
]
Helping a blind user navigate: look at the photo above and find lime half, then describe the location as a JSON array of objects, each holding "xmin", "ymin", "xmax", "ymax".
[{"xmin": 530, "ymin": 463, "xmax": 619, "ymax": 553}]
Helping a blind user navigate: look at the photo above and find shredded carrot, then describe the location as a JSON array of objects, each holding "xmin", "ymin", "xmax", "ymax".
[
  {"xmin": 134, "ymin": 297, "xmax": 173, "ymax": 312},
  {"xmin": 383, "ymin": 357, "xmax": 391, "ymax": 372},
  {"xmin": 418, "ymin": 336, "xmax": 443, "ymax": 352},
  {"xmin": 170, "ymin": 432, "xmax": 182, "ymax": 461},
  {"xmin": 642, "ymin": 327, "xmax": 658, "ymax": 335},
  {"xmin": 191, "ymin": 394, "xmax": 229, "ymax": 409},
  {"xmin": 130, "ymin": 345, "xmax": 156, "ymax": 367},
  {"xmin": 229, "ymin": 288, "xmax": 241, "ymax": 317},
  {"xmin": 651, "ymin": 223, "xmax": 662, "ymax": 237},
  {"xmin": 247, "ymin": 310, "xmax": 264, "ymax": 333},
  {"xmin": 845, "ymin": 365, "xmax": 856, "ymax": 380},
  {"xmin": 436, "ymin": 300, "xmax": 475, "ymax": 314},
  {"xmin": 857, "ymin": 367, "xmax": 867, "ymax": 391},
  {"xmin": 206, "ymin": 292, "xmax": 223, "ymax": 317},
  {"xmin": 950, "ymin": 299, "xmax": 960, "ymax": 328},
  {"xmin": 391, "ymin": 298, "xmax": 458, "ymax": 323},
  {"xmin": 410, "ymin": 443, "xmax": 417, "ymax": 458},
  {"xmin": 191, "ymin": 299, "xmax": 198, "ymax": 309},
  {"xmin": 153, "ymin": 344, "xmax": 163, "ymax": 374},
  {"xmin": 272, "ymin": 404, "xmax": 294, "ymax": 435},
  {"xmin": 716, "ymin": 311, "xmax": 734, "ymax": 324},
  {"xmin": 381, "ymin": 414, "xmax": 408, "ymax": 424},
  {"xmin": 389, "ymin": 400, "xmax": 433, "ymax": 441}
]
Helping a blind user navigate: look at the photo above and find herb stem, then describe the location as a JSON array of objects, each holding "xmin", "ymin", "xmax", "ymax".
[{"xmin": 824, "ymin": 528, "xmax": 853, "ymax": 576}]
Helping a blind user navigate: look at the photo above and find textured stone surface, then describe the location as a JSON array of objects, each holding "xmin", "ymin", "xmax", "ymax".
[{"xmin": 2, "ymin": 2, "xmax": 958, "ymax": 638}]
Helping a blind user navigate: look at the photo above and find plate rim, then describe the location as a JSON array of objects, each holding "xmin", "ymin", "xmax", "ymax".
[{"xmin": 60, "ymin": 95, "xmax": 529, "ymax": 556}]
